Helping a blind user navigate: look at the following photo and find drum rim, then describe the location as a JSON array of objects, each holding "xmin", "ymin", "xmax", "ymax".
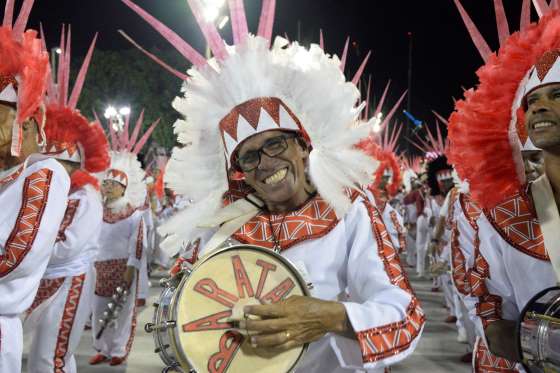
[
  {"xmin": 517, "ymin": 285, "xmax": 560, "ymax": 369},
  {"xmin": 170, "ymin": 243, "xmax": 311, "ymax": 373}
]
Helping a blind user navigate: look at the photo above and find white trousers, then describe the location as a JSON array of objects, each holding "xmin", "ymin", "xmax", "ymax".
[
  {"xmin": 441, "ymin": 273, "xmax": 456, "ymax": 313},
  {"xmin": 405, "ymin": 228, "xmax": 417, "ymax": 267},
  {"xmin": 138, "ymin": 254, "xmax": 149, "ymax": 300},
  {"xmin": 25, "ymin": 270, "xmax": 93, "ymax": 373},
  {"xmin": 92, "ymin": 275, "xmax": 138, "ymax": 358},
  {"xmin": 416, "ymin": 216, "xmax": 429, "ymax": 277},
  {"xmin": 0, "ymin": 315, "xmax": 23, "ymax": 372}
]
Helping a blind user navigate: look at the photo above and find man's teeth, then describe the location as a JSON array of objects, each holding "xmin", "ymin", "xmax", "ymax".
[
  {"xmin": 264, "ymin": 168, "xmax": 288, "ymax": 185},
  {"xmin": 534, "ymin": 121, "xmax": 555, "ymax": 129}
]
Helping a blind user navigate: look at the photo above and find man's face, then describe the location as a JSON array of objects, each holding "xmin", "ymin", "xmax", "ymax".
[
  {"xmin": 101, "ymin": 180, "xmax": 126, "ymax": 204},
  {"xmin": 522, "ymin": 149, "xmax": 544, "ymax": 183},
  {"xmin": 237, "ymin": 130, "xmax": 309, "ymax": 206},
  {"xmin": 525, "ymin": 83, "xmax": 560, "ymax": 151},
  {"xmin": 438, "ymin": 178, "xmax": 455, "ymax": 195},
  {"xmin": 0, "ymin": 103, "xmax": 17, "ymax": 170},
  {"xmin": 379, "ymin": 174, "xmax": 391, "ymax": 190}
]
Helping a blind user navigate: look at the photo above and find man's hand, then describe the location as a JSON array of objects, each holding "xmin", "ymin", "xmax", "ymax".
[
  {"xmin": 123, "ymin": 266, "xmax": 136, "ymax": 288},
  {"xmin": 486, "ymin": 320, "xmax": 521, "ymax": 362},
  {"xmin": 238, "ymin": 295, "xmax": 351, "ymax": 351}
]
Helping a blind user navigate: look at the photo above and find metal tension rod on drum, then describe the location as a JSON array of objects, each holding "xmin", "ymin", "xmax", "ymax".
[{"xmin": 527, "ymin": 311, "xmax": 560, "ymax": 325}]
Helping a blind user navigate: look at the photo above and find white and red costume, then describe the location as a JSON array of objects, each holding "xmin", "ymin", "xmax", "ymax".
[
  {"xmin": 449, "ymin": 3, "xmax": 560, "ymax": 372},
  {"xmin": 123, "ymin": 0, "xmax": 425, "ymax": 371},
  {"xmin": 24, "ymin": 29, "xmax": 110, "ymax": 373},
  {"xmin": 91, "ymin": 112, "xmax": 157, "ymax": 362},
  {"xmin": 0, "ymin": 2, "xmax": 70, "ymax": 371}
]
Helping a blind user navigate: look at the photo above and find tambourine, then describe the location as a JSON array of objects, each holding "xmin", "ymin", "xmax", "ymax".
[{"xmin": 147, "ymin": 244, "xmax": 311, "ymax": 373}]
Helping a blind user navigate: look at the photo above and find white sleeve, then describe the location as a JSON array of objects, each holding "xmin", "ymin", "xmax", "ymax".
[
  {"xmin": 126, "ymin": 212, "xmax": 145, "ymax": 269},
  {"xmin": 331, "ymin": 199, "xmax": 424, "ymax": 370},
  {"xmin": 51, "ymin": 190, "xmax": 102, "ymax": 260}
]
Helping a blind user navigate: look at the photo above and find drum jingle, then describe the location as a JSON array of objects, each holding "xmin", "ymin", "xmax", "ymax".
[
  {"xmin": 518, "ymin": 286, "xmax": 560, "ymax": 373},
  {"xmin": 147, "ymin": 245, "xmax": 311, "ymax": 373}
]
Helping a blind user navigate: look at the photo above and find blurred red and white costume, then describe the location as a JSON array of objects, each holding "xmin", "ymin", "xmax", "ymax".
[
  {"xmin": 448, "ymin": 2, "xmax": 560, "ymax": 371},
  {"xmin": 123, "ymin": 0, "xmax": 425, "ymax": 371},
  {"xmin": 24, "ymin": 30, "xmax": 110, "ymax": 373},
  {"xmin": 91, "ymin": 112, "xmax": 157, "ymax": 361},
  {"xmin": 0, "ymin": 1, "xmax": 69, "ymax": 371}
]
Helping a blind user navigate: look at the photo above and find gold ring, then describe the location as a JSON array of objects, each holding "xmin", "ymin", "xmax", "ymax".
[{"xmin": 285, "ymin": 331, "xmax": 291, "ymax": 339}]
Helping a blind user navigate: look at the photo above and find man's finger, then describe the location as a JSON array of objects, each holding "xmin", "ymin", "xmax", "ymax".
[
  {"xmin": 244, "ymin": 303, "xmax": 284, "ymax": 318},
  {"xmin": 241, "ymin": 317, "xmax": 287, "ymax": 333},
  {"xmin": 270, "ymin": 339, "xmax": 301, "ymax": 352},
  {"xmin": 250, "ymin": 330, "xmax": 291, "ymax": 348}
]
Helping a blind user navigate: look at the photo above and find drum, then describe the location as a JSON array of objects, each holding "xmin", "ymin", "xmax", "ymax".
[
  {"xmin": 147, "ymin": 245, "xmax": 311, "ymax": 373},
  {"xmin": 518, "ymin": 286, "xmax": 560, "ymax": 373}
]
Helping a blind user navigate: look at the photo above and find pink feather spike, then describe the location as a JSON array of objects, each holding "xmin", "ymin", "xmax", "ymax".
[
  {"xmin": 68, "ymin": 33, "xmax": 97, "ymax": 110},
  {"xmin": 119, "ymin": 31, "xmax": 187, "ymax": 80},
  {"xmin": 61, "ymin": 26, "xmax": 72, "ymax": 106},
  {"xmin": 121, "ymin": 0, "xmax": 207, "ymax": 67},
  {"xmin": 121, "ymin": 114, "xmax": 131, "ymax": 151},
  {"xmin": 3, "ymin": 0, "xmax": 14, "ymax": 27},
  {"xmin": 187, "ymin": 0, "xmax": 228, "ymax": 61},
  {"xmin": 257, "ymin": 0, "xmax": 276, "ymax": 45},
  {"xmin": 39, "ymin": 24, "xmax": 57, "ymax": 103},
  {"xmin": 493, "ymin": 0, "xmax": 510, "ymax": 46},
  {"xmin": 431, "ymin": 110, "xmax": 449, "ymax": 126},
  {"xmin": 351, "ymin": 50, "xmax": 371, "ymax": 85},
  {"xmin": 128, "ymin": 109, "xmax": 145, "ymax": 152},
  {"xmin": 12, "ymin": 0, "xmax": 34, "ymax": 37},
  {"xmin": 550, "ymin": 0, "xmax": 559, "ymax": 9},
  {"xmin": 364, "ymin": 75, "xmax": 372, "ymax": 121},
  {"xmin": 319, "ymin": 29, "xmax": 325, "ymax": 50},
  {"xmin": 453, "ymin": 0, "xmax": 492, "ymax": 62},
  {"xmin": 520, "ymin": 0, "xmax": 531, "ymax": 30},
  {"xmin": 339, "ymin": 37, "xmax": 350, "ymax": 72},
  {"xmin": 228, "ymin": 0, "xmax": 249, "ymax": 44},
  {"xmin": 56, "ymin": 25, "xmax": 66, "ymax": 106},
  {"xmin": 133, "ymin": 119, "xmax": 160, "ymax": 155},
  {"xmin": 533, "ymin": 0, "xmax": 550, "ymax": 16},
  {"xmin": 375, "ymin": 80, "xmax": 391, "ymax": 116},
  {"xmin": 104, "ymin": 114, "xmax": 118, "ymax": 152},
  {"xmin": 379, "ymin": 90, "xmax": 407, "ymax": 133}
]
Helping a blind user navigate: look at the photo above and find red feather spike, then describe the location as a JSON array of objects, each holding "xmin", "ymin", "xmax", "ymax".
[
  {"xmin": 494, "ymin": 0, "xmax": 510, "ymax": 46},
  {"xmin": 533, "ymin": 0, "xmax": 550, "ymax": 16},
  {"xmin": 3, "ymin": 0, "xmax": 14, "ymax": 28},
  {"xmin": 375, "ymin": 80, "xmax": 391, "ymax": 116},
  {"xmin": 319, "ymin": 29, "xmax": 325, "ymax": 50},
  {"xmin": 379, "ymin": 90, "xmax": 407, "ymax": 133},
  {"xmin": 68, "ymin": 33, "xmax": 97, "ymax": 109},
  {"xmin": 340, "ymin": 37, "xmax": 350, "ymax": 72},
  {"xmin": 128, "ymin": 109, "xmax": 145, "ymax": 152},
  {"xmin": 352, "ymin": 50, "xmax": 371, "ymax": 85},
  {"xmin": 521, "ymin": 0, "xmax": 532, "ymax": 30},
  {"xmin": 133, "ymin": 118, "xmax": 160, "ymax": 155},
  {"xmin": 12, "ymin": 0, "xmax": 34, "ymax": 37},
  {"xmin": 454, "ymin": 0, "xmax": 493, "ymax": 62}
]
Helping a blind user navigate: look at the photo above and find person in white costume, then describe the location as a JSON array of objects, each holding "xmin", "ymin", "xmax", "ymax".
[
  {"xmin": 0, "ymin": 1, "xmax": 70, "ymax": 371},
  {"xmin": 24, "ymin": 29, "xmax": 111, "ymax": 373},
  {"xmin": 448, "ymin": 3, "xmax": 560, "ymax": 371},
  {"xmin": 122, "ymin": 0, "xmax": 425, "ymax": 371},
  {"xmin": 89, "ymin": 112, "xmax": 158, "ymax": 366}
]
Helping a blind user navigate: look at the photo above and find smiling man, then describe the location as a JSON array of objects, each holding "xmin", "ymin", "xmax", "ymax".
[{"xmin": 447, "ymin": 11, "xmax": 560, "ymax": 371}]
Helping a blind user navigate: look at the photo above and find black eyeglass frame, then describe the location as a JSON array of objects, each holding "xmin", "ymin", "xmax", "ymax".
[{"xmin": 235, "ymin": 133, "xmax": 299, "ymax": 172}]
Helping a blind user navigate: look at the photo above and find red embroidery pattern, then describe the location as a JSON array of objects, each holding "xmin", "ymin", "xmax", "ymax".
[
  {"xmin": 0, "ymin": 165, "xmax": 24, "ymax": 187},
  {"xmin": 233, "ymin": 195, "xmax": 340, "ymax": 251},
  {"xmin": 123, "ymin": 270, "xmax": 140, "ymax": 359},
  {"xmin": 57, "ymin": 199, "xmax": 80, "ymax": 242},
  {"xmin": 485, "ymin": 192, "xmax": 548, "ymax": 261},
  {"xmin": 27, "ymin": 277, "xmax": 65, "ymax": 315},
  {"xmin": 135, "ymin": 219, "xmax": 144, "ymax": 260},
  {"xmin": 459, "ymin": 193, "xmax": 483, "ymax": 230},
  {"xmin": 94, "ymin": 259, "xmax": 128, "ymax": 297},
  {"xmin": 103, "ymin": 205, "xmax": 136, "ymax": 224},
  {"xmin": 357, "ymin": 201, "xmax": 425, "ymax": 363},
  {"xmin": 445, "ymin": 188, "xmax": 460, "ymax": 229},
  {"xmin": 54, "ymin": 274, "xmax": 86, "ymax": 373},
  {"xmin": 450, "ymin": 222, "xmax": 469, "ymax": 295},
  {"xmin": 474, "ymin": 337, "xmax": 519, "ymax": 373},
  {"xmin": 0, "ymin": 169, "xmax": 53, "ymax": 277},
  {"xmin": 389, "ymin": 210, "xmax": 406, "ymax": 253}
]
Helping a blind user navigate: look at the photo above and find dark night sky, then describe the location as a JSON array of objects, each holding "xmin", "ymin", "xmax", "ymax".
[{"xmin": 26, "ymin": 0, "xmax": 531, "ymax": 136}]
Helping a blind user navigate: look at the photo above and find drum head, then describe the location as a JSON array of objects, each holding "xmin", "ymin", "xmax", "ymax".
[{"xmin": 172, "ymin": 245, "xmax": 309, "ymax": 373}]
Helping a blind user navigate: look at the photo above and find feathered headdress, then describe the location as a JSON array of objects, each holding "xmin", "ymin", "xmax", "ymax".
[
  {"xmin": 42, "ymin": 26, "xmax": 110, "ymax": 185},
  {"xmin": 121, "ymin": 0, "xmax": 379, "ymax": 252},
  {"xmin": 101, "ymin": 110, "xmax": 159, "ymax": 211},
  {"xmin": 0, "ymin": 0, "xmax": 50, "ymax": 156},
  {"xmin": 409, "ymin": 115, "xmax": 447, "ymax": 162},
  {"xmin": 448, "ymin": 0, "xmax": 560, "ymax": 209}
]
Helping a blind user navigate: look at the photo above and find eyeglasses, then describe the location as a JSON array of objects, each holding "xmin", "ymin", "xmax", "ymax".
[{"xmin": 237, "ymin": 134, "xmax": 297, "ymax": 172}]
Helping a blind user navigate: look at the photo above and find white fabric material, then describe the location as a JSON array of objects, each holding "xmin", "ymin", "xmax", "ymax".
[
  {"xmin": 190, "ymin": 197, "xmax": 423, "ymax": 372},
  {"xmin": 0, "ymin": 157, "xmax": 70, "ymax": 369},
  {"xmin": 0, "ymin": 84, "xmax": 17, "ymax": 103},
  {"xmin": 44, "ymin": 185, "xmax": 102, "ymax": 279},
  {"xmin": 382, "ymin": 202, "xmax": 406, "ymax": 253},
  {"xmin": 95, "ymin": 210, "xmax": 146, "ymax": 270},
  {"xmin": 531, "ymin": 174, "xmax": 560, "ymax": 283},
  {"xmin": 25, "ymin": 269, "xmax": 95, "ymax": 373}
]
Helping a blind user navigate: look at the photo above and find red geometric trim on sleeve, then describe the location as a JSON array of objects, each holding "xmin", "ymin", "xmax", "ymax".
[
  {"xmin": 474, "ymin": 336, "xmax": 520, "ymax": 373},
  {"xmin": 27, "ymin": 277, "xmax": 65, "ymax": 315},
  {"xmin": 389, "ymin": 210, "xmax": 406, "ymax": 254},
  {"xmin": 459, "ymin": 193, "xmax": 483, "ymax": 230},
  {"xmin": 54, "ymin": 273, "xmax": 86, "ymax": 373},
  {"xmin": 485, "ymin": 191, "xmax": 548, "ymax": 261},
  {"xmin": 56, "ymin": 199, "xmax": 80, "ymax": 242},
  {"xmin": 0, "ymin": 169, "xmax": 53, "ymax": 277},
  {"xmin": 445, "ymin": 188, "xmax": 460, "ymax": 229},
  {"xmin": 356, "ymin": 201, "xmax": 425, "ymax": 363},
  {"xmin": 135, "ymin": 219, "xmax": 144, "ymax": 260},
  {"xmin": 450, "ymin": 222, "xmax": 469, "ymax": 295}
]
